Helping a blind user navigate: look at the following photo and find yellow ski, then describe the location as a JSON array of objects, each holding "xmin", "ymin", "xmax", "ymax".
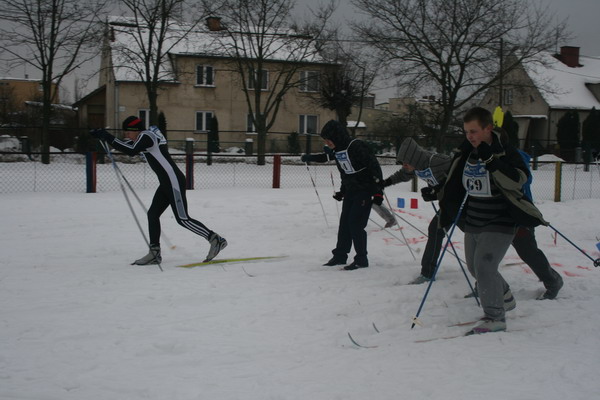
[{"xmin": 177, "ymin": 256, "xmax": 287, "ymax": 268}]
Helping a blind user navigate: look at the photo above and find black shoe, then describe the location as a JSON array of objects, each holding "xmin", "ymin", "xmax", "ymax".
[
  {"xmin": 323, "ymin": 257, "xmax": 346, "ymax": 266},
  {"xmin": 343, "ymin": 262, "xmax": 368, "ymax": 271},
  {"xmin": 538, "ymin": 275, "xmax": 564, "ymax": 300}
]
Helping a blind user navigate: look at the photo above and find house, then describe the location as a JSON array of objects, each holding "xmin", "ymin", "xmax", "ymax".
[
  {"xmin": 0, "ymin": 77, "xmax": 59, "ymax": 122},
  {"xmin": 480, "ymin": 46, "xmax": 600, "ymax": 154},
  {"xmin": 0, "ymin": 77, "xmax": 75, "ymax": 150},
  {"xmin": 74, "ymin": 16, "xmax": 337, "ymax": 153}
]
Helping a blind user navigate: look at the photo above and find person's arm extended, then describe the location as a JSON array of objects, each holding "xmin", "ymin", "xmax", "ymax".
[{"xmin": 111, "ymin": 134, "xmax": 153, "ymax": 156}]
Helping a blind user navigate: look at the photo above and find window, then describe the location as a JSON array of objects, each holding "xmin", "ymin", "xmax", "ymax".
[
  {"xmin": 299, "ymin": 71, "xmax": 320, "ymax": 92},
  {"xmin": 195, "ymin": 111, "xmax": 214, "ymax": 132},
  {"xmin": 248, "ymin": 68, "xmax": 268, "ymax": 91},
  {"xmin": 299, "ymin": 115, "xmax": 318, "ymax": 134},
  {"xmin": 138, "ymin": 109, "xmax": 150, "ymax": 129},
  {"xmin": 247, "ymin": 113, "xmax": 257, "ymax": 133},
  {"xmin": 246, "ymin": 113, "xmax": 267, "ymax": 134},
  {"xmin": 196, "ymin": 65, "xmax": 214, "ymax": 86},
  {"xmin": 503, "ymin": 89, "xmax": 513, "ymax": 105}
]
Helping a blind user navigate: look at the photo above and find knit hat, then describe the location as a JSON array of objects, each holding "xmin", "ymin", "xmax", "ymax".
[
  {"xmin": 122, "ymin": 116, "xmax": 144, "ymax": 131},
  {"xmin": 396, "ymin": 138, "xmax": 432, "ymax": 170},
  {"xmin": 320, "ymin": 120, "xmax": 350, "ymax": 148}
]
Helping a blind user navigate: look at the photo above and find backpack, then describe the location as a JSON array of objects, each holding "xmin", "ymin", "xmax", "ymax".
[{"xmin": 518, "ymin": 149, "xmax": 533, "ymax": 201}]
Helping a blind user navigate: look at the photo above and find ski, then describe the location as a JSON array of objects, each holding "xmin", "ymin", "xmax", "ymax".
[
  {"xmin": 177, "ymin": 256, "xmax": 287, "ymax": 268},
  {"xmin": 415, "ymin": 334, "xmax": 467, "ymax": 343},
  {"xmin": 448, "ymin": 314, "xmax": 528, "ymax": 328},
  {"xmin": 448, "ymin": 320, "xmax": 479, "ymax": 327},
  {"xmin": 347, "ymin": 332, "xmax": 378, "ymax": 349}
]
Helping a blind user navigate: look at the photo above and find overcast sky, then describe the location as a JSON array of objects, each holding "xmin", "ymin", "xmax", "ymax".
[
  {"xmin": 302, "ymin": 0, "xmax": 600, "ymax": 101},
  {"xmin": 305, "ymin": 0, "xmax": 600, "ymax": 55},
  {"xmin": 3, "ymin": 0, "xmax": 599, "ymax": 104}
]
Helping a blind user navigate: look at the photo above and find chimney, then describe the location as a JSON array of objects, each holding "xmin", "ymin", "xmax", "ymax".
[
  {"xmin": 206, "ymin": 16, "xmax": 222, "ymax": 32},
  {"xmin": 558, "ymin": 46, "xmax": 581, "ymax": 68}
]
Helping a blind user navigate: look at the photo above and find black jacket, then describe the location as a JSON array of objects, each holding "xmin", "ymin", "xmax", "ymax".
[
  {"xmin": 309, "ymin": 120, "xmax": 383, "ymax": 195},
  {"xmin": 438, "ymin": 131, "xmax": 548, "ymax": 229}
]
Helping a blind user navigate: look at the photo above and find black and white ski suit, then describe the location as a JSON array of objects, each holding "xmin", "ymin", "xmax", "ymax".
[{"xmin": 109, "ymin": 126, "xmax": 213, "ymax": 246}]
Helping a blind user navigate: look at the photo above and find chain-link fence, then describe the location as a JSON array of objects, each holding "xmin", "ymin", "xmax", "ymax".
[{"xmin": 1, "ymin": 152, "xmax": 599, "ymax": 202}]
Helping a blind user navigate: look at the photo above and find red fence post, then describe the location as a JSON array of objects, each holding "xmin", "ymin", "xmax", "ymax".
[{"xmin": 272, "ymin": 154, "xmax": 281, "ymax": 189}]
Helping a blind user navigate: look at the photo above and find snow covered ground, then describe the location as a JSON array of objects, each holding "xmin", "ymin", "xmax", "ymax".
[{"xmin": 1, "ymin": 181, "xmax": 600, "ymax": 399}]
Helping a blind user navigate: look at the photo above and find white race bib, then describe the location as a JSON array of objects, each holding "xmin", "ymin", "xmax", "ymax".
[
  {"xmin": 334, "ymin": 140, "xmax": 365, "ymax": 175},
  {"xmin": 463, "ymin": 161, "xmax": 492, "ymax": 197},
  {"xmin": 415, "ymin": 167, "xmax": 439, "ymax": 186}
]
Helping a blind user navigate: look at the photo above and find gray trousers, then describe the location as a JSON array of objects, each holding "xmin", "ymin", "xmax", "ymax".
[{"xmin": 464, "ymin": 231, "xmax": 515, "ymax": 320}]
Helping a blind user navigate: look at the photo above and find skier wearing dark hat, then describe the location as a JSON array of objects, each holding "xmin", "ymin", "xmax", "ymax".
[
  {"xmin": 90, "ymin": 116, "xmax": 227, "ymax": 265},
  {"xmin": 301, "ymin": 120, "xmax": 384, "ymax": 270}
]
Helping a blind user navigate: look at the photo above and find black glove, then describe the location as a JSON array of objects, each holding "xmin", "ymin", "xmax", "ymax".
[
  {"xmin": 323, "ymin": 145, "xmax": 334, "ymax": 155},
  {"xmin": 477, "ymin": 142, "xmax": 494, "ymax": 164},
  {"xmin": 372, "ymin": 192, "xmax": 384, "ymax": 206},
  {"xmin": 333, "ymin": 191, "xmax": 344, "ymax": 201},
  {"xmin": 421, "ymin": 186, "xmax": 439, "ymax": 202},
  {"xmin": 300, "ymin": 154, "xmax": 310, "ymax": 163},
  {"xmin": 90, "ymin": 128, "xmax": 113, "ymax": 142},
  {"xmin": 382, "ymin": 178, "xmax": 393, "ymax": 188}
]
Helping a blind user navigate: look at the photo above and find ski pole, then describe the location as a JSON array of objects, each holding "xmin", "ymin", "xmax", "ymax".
[
  {"xmin": 390, "ymin": 209, "xmax": 428, "ymax": 236},
  {"xmin": 100, "ymin": 140, "xmax": 163, "ymax": 271},
  {"xmin": 107, "ymin": 156, "xmax": 176, "ymax": 250},
  {"xmin": 433, "ymin": 203, "xmax": 478, "ymax": 304},
  {"xmin": 548, "ymin": 224, "xmax": 600, "ymax": 267},
  {"xmin": 368, "ymin": 217, "xmax": 411, "ymax": 246},
  {"xmin": 412, "ymin": 192, "xmax": 468, "ymax": 328},
  {"xmin": 383, "ymin": 192, "xmax": 416, "ymax": 260},
  {"xmin": 304, "ymin": 162, "xmax": 329, "ymax": 228}
]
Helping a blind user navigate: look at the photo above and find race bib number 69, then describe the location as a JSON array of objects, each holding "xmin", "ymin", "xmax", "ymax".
[{"xmin": 462, "ymin": 161, "xmax": 492, "ymax": 197}]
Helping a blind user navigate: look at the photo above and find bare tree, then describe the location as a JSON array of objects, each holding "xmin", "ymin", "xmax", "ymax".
[
  {"xmin": 351, "ymin": 0, "xmax": 569, "ymax": 150},
  {"xmin": 110, "ymin": 0, "xmax": 205, "ymax": 127},
  {"xmin": 0, "ymin": 0, "xmax": 109, "ymax": 163},
  {"xmin": 316, "ymin": 42, "xmax": 378, "ymax": 135},
  {"xmin": 202, "ymin": 0, "xmax": 336, "ymax": 165}
]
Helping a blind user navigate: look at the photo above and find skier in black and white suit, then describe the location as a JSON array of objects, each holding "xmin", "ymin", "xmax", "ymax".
[{"xmin": 90, "ymin": 116, "xmax": 227, "ymax": 265}]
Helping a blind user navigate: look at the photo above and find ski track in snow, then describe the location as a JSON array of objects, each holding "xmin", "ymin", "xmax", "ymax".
[{"xmin": 1, "ymin": 187, "xmax": 599, "ymax": 400}]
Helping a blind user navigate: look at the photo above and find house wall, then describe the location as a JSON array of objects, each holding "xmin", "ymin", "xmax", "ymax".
[
  {"xmin": 0, "ymin": 79, "xmax": 59, "ymax": 109},
  {"xmin": 104, "ymin": 56, "xmax": 336, "ymax": 152},
  {"xmin": 480, "ymin": 63, "xmax": 551, "ymax": 149}
]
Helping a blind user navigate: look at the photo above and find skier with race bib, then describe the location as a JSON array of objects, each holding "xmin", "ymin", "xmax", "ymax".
[
  {"xmin": 438, "ymin": 107, "xmax": 548, "ymax": 335},
  {"xmin": 382, "ymin": 137, "xmax": 453, "ymax": 284},
  {"xmin": 90, "ymin": 116, "xmax": 227, "ymax": 265},
  {"xmin": 302, "ymin": 120, "xmax": 384, "ymax": 270}
]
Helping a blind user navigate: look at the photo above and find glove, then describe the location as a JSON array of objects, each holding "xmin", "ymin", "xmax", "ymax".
[
  {"xmin": 372, "ymin": 192, "xmax": 384, "ymax": 206},
  {"xmin": 333, "ymin": 191, "xmax": 344, "ymax": 201},
  {"xmin": 421, "ymin": 185, "xmax": 439, "ymax": 202},
  {"xmin": 300, "ymin": 154, "xmax": 310, "ymax": 163},
  {"xmin": 323, "ymin": 145, "xmax": 334, "ymax": 155},
  {"xmin": 477, "ymin": 142, "xmax": 494, "ymax": 164},
  {"xmin": 90, "ymin": 128, "xmax": 112, "ymax": 142},
  {"xmin": 382, "ymin": 178, "xmax": 393, "ymax": 188}
]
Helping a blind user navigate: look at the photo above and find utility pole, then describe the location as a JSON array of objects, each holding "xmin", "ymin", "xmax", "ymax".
[{"xmin": 498, "ymin": 37, "xmax": 504, "ymax": 107}]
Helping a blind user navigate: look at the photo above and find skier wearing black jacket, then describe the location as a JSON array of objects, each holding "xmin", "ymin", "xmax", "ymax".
[
  {"xmin": 302, "ymin": 120, "xmax": 384, "ymax": 270},
  {"xmin": 90, "ymin": 116, "xmax": 227, "ymax": 265}
]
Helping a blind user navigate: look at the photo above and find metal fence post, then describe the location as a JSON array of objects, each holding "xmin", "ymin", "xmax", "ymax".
[
  {"xmin": 245, "ymin": 138, "xmax": 253, "ymax": 155},
  {"xmin": 185, "ymin": 138, "xmax": 194, "ymax": 190},
  {"xmin": 273, "ymin": 154, "xmax": 281, "ymax": 188},
  {"xmin": 554, "ymin": 161, "xmax": 562, "ymax": 202},
  {"xmin": 411, "ymin": 175, "xmax": 418, "ymax": 192},
  {"xmin": 86, "ymin": 151, "xmax": 97, "ymax": 193}
]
